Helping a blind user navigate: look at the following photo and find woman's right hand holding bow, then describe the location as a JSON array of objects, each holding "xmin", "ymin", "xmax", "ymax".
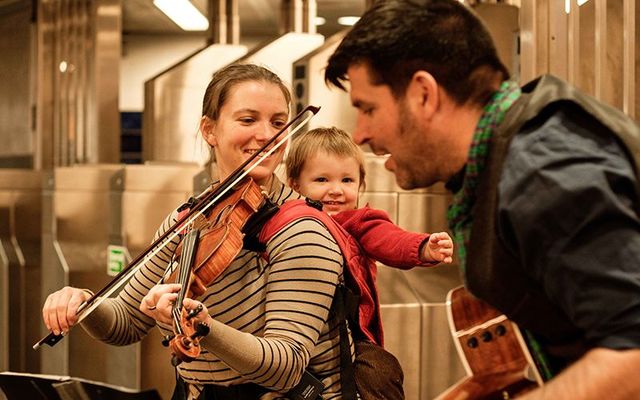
[{"xmin": 42, "ymin": 287, "xmax": 93, "ymax": 336}]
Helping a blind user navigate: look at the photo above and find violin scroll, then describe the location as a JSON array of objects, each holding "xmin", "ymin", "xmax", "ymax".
[{"xmin": 166, "ymin": 304, "xmax": 210, "ymax": 366}]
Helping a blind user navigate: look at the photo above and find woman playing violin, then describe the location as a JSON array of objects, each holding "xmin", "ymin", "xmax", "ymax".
[{"xmin": 41, "ymin": 63, "xmax": 355, "ymax": 400}]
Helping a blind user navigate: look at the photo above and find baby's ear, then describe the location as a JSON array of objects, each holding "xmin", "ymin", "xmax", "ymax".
[{"xmin": 288, "ymin": 179, "xmax": 299, "ymax": 191}]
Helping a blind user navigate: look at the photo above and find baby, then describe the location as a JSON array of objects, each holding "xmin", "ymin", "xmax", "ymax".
[{"xmin": 286, "ymin": 126, "xmax": 453, "ymax": 268}]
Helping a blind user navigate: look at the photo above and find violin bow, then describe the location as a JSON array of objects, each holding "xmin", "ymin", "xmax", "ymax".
[{"xmin": 34, "ymin": 105, "xmax": 320, "ymax": 349}]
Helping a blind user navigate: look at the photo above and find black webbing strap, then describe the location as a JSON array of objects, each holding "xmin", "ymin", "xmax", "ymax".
[
  {"xmin": 242, "ymin": 198, "xmax": 281, "ymax": 253},
  {"xmin": 334, "ymin": 284, "xmax": 358, "ymax": 400}
]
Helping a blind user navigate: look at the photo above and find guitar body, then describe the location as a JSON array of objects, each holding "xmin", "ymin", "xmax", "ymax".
[{"xmin": 436, "ymin": 286, "xmax": 543, "ymax": 400}]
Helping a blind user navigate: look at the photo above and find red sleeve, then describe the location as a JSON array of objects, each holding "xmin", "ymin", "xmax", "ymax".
[{"xmin": 332, "ymin": 205, "xmax": 432, "ymax": 269}]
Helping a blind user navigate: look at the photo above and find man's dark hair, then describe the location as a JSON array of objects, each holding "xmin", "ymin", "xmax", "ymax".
[{"xmin": 325, "ymin": 0, "xmax": 509, "ymax": 106}]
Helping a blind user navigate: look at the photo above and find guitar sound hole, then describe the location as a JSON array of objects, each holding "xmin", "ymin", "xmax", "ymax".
[
  {"xmin": 467, "ymin": 337, "xmax": 479, "ymax": 348},
  {"xmin": 496, "ymin": 324, "xmax": 507, "ymax": 336},
  {"xmin": 482, "ymin": 331, "xmax": 493, "ymax": 342}
]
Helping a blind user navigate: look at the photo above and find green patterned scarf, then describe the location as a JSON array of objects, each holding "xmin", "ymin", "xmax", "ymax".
[
  {"xmin": 446, "ymin": 81, "xmax": 555, "ymax": 381},
  {"xmin": 447, "ymin": 80, "xmax": 522, "ymax": 270}
]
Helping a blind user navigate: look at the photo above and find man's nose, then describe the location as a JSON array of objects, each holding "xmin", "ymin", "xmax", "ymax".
[{"xmin": 352, "ymin": 117, "xmax": 369, "ymax": 145}]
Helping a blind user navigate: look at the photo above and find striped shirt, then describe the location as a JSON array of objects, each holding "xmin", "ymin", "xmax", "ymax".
[{"xmin": 82, "ymin": 177, "xmax": 354, "ymax": 399}]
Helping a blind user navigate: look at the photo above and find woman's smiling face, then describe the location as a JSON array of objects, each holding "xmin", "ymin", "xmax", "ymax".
[{"xmin": 202, "ymin": 80, "xmax": 290, "ymax": 186}]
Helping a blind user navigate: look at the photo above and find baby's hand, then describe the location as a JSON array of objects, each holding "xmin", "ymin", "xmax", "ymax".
[{"xmin": 422, "ymin": 232, "xmax": 454, "ymax": 264}]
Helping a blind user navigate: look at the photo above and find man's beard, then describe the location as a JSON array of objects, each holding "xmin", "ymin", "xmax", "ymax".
[{"xmin": 395, "ymin": 105, "xmax": 438, "ymax": 190}]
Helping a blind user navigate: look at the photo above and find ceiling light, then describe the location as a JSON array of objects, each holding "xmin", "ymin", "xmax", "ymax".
[
  {"xmin": 564, "ymin": 0, "xmax": 589, "ymax": 14},
  {"xmin": 153, "ymin": 0, "xmax": 209, "ymax": 31},
  {"xmin": 315, "ymin": 16, "xmax": 326, "ymax": 26},
  {"xmin": 337, "ymin": 16, "xmax": 360, "ymax": 26}
]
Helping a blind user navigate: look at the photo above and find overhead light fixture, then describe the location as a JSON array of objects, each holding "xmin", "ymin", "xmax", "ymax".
[
  {"xmin": 566, "ymin": 0, "xmax": 591, "ymax": 14},
  {"xmin": 315, "ymin": 16, "xmax": 326, "ymax": 26},
  {"xmin": 153, "ymin": 0, "xmax": 209, "ymax": 31},
  {"xmin": 337, "ymin": 16, "xmax": 360, "ymax": 26}
]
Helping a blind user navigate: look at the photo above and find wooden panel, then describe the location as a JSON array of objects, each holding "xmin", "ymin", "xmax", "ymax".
[
  {"xmin": 594, "ymin": 0, "xmax": 607, "ymax": 100},
  {"xmin": 549, "ymin": 0, "xmax": 569, "ymax": 79},
  {"xmin": 606, "ymin": 0, "xmax": 624, "ymax": 109},
  {"xmin": 474, "ymin": 4, "xmax": 519, "ymax": 78},
  {"xmin": 578, "ymin": 0, "xmax": 596, "ymax": 96},
  {"xmin": 626, "ymin": 0, "xmax": 638, "ymax": 119},
  {"xmin": 568, "ymin": 0, "xmax": 580, "ymax": 84},
  {"xmin": 519, "ymin": 0, "xmax": 550, "ymax": 82},
  {"xmin": 535, "ymin": 0, "xmax": 550, "ymax": 77},
  {"xmin": 624, "ymin": 0, "xmax": 640, "ymax": 118},
  {"xmin": 594, "ymin": 0, "xmax": 623, "ymax": 109},
  {"xmin": 519, "ymin": 0, "xmax": 537, "ymax": 83}
]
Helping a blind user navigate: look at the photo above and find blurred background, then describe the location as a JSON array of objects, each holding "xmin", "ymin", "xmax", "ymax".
[{"xmin": 0, "ymin": 0, "xmax": 637, "ymax": 399}]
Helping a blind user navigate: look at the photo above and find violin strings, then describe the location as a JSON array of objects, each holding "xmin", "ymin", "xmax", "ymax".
[{"xmin": 174, "ymin": 228, "xmax": 199, "ymax": 334}]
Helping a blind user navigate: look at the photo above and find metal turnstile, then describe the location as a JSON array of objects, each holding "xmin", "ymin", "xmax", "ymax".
[
  {"xmin": 119, "ymin": 163, "xmax": 201, "ymax": 399},
  {"xmin": 40, "ymin": 163, "xmax": 200, "ymax": 399},
  {"xmin": 40, "ymin": 164, "xmax": 131, "ymax": 384},
  {"xmin": 0, "ymin": 170, "xmax": 42, "ymax": 374},
  {"xmin": 291, "ymin": 30, "xmax": 356, "ymax": 134}
]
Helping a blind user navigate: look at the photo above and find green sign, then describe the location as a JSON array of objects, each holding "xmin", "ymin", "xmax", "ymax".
[{"xmin": 107, "ymin": 245, "xmax": 128, "ymax": 276}]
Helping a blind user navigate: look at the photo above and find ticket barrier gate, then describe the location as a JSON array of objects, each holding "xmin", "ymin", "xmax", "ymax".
[
  {"xmin": 117, "ymin": 163, "xmax": 201, "ymax": 399},
  {"xmin": 40, "ymin": 163, "xmax": 200, "ymax": 399},
  {"xmin": 0, "ymin": 170, "xmax": 42, "ymax": 374}
]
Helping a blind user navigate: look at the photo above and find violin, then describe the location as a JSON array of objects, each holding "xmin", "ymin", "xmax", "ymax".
[
  {"xmin": 33, "ymin": 105, "xmax": 320, "ymax": 353},
  {"xmin": 162, "ymin": 177, "xmax": 265, "ymax": 365}
]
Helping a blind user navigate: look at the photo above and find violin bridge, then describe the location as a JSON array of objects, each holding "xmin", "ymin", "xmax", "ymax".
[{"xmin": 191, "ymin": 214, "xmax": 209, "ymax": 231}]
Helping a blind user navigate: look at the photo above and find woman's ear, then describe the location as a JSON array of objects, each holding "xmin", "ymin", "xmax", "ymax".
[
  {"xmin": 200, "ymin": 116, "xmax": 217, "ymax": 147},
  {"xmin": 407, "ymin": 70, "xmax": 439, "ymax": 121}
]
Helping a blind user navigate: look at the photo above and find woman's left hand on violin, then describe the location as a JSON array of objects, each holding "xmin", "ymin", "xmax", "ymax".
[
  {"xmin": 140, "ymin": 283, "xmax": 181, "ymax": 325},
  {"xmin": 182, "ymin": 298, "xmax": 213, "ymax": 329}
]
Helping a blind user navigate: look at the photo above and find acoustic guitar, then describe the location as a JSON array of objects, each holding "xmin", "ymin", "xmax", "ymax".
[{"xmin": 435, "ymin": 286, "xmax": 544, "ymax": 400}]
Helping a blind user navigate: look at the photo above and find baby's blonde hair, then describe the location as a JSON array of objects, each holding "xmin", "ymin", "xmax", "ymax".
[{"xmin": 286, "ymin": 126, "xmax": 366, "ymax": 189}]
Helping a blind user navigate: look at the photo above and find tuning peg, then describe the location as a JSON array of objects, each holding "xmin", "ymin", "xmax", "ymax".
[
  {"xmin": 162, "ymin": 334, "xmax": 174, "ymax": 347},
  {"xmin": 186, "ymin": 304, "xmax": 204, "ymax": 320},
  {"xmin": 191, "ymin": 322, "xmax": 210, "ymax": 339}
]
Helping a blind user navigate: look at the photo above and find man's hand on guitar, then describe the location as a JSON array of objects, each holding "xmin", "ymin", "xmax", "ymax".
[{"xmin": 516, "ymin": 348, "xmax": 640, "ymax": 400}]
